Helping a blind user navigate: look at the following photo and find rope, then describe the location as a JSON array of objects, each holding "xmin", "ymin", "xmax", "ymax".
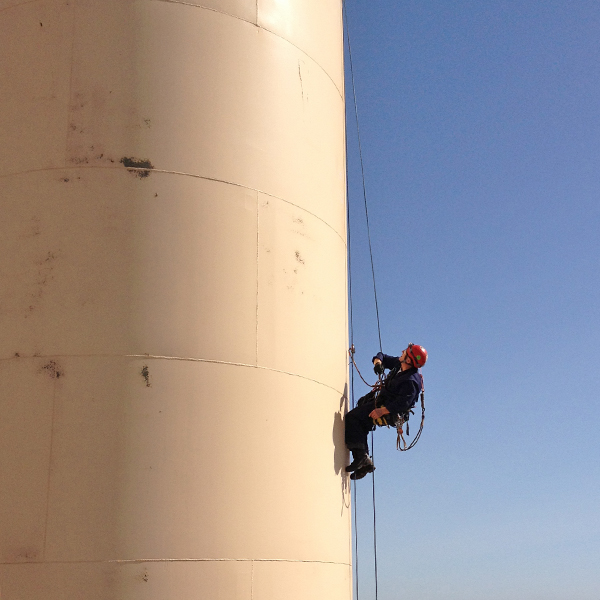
[
  {"xmin": 397, "ymin": 375, "xmax": 426, "ymax": 451},
  {"xmin": 370, "ymin": 434, "xmax": 379, "ymax": 600},
  {"xmin": 348, "ymin": 346, "xmax": 383, "ymax": 390},
  {"xmin": 396, "ymin": 392, "xmax": 425, "ymax": 451},
  {"xmin": 343, "ymin": 4, "xmax": 381, "ymax": 600},
  {"xmin": 344, "ymin": 1, "xmax": 382, "ymax": 355},
  {"xmin": 345, "ymin": 51, "xmax": 359, "ymax": 600}
]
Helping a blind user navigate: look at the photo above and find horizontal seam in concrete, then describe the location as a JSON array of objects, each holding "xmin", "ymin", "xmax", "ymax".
[
  {"xmin": 0, "ymin": 558, "xmax": 351, "ymax": 566},
  {"xmin": 257, "ymin": 24, "xmax": 343, "ymax": 100},
  {"xmin": 0, "ymin": 0, "xmax": 41, "ymax": 13},
  {"xmin": 0, "ymin": 2, "xmax": 342, "ymax": 95},
  {"xmin": 0, "ymin": 166, "xmax": 346, "ymax": 243},
  {"xmin": 150, "ymin": 0, "xmax": 343, "ymax": 100},
  {"xmin": 117, "ymin": 557, "xmax": 352, "ymax": 566},
  {"xmin": 1, "ymin": 353, "xmax": 346, "ymax": 396},
  {"xmin": 151, "ymin": 0, "xmax": 253, "ymax": 24}
]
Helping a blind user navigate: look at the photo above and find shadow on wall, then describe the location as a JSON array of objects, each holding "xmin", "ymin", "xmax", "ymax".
[
  {"xmin": 332, "ymin": 383, "xmax": 348, "ymax": 475},
  {"xmin": 333, "ymin": 384, "xmax": 350, "ymax": 510}
]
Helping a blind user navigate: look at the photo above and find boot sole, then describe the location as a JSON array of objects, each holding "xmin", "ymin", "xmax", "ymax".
[
  {"xmin": 345, "ymin": 457, "xmax": 372, "ymax": 473},
  {"xmin": 350, "ymin": 465, "xmax": 375, "ymax": 480}
]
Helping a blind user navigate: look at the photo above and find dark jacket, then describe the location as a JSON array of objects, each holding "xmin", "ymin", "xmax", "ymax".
[{"xmin": 374, "ymin": 352, "xmax": 422, "ymax": 416}]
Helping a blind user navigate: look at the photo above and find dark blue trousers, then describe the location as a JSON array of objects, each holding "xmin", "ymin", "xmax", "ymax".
[{"xmin": 345, "ymin": 398, "xmax": 377, "ymax": 455}]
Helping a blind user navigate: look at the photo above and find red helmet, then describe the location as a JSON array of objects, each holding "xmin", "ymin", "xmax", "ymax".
[{"xmin": 406, "ymin": 343, "xmax": 427, "ymax": 367}]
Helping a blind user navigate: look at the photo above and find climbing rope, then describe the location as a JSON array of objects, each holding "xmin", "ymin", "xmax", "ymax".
[
  {"xmin": 371, "ymin": 436, "xmax": 379, "ymax": 600},
  {"xmin": 343, "ymin": 3, "xmax": 381, "ymax": 599},
  {"xmin": 345, "ymin": 40, "xmax": 360, "ymax": 599},
  {"xmin": 344, "ymin": 2, "xmax": 382, "ymax": 356},
  {"xmin": 348, "ymin": 345, "xmax": 383, "ymax": 390},
  {"xmin": 396, "ymin": 395, "xmax": 425, "ymax": 451},
  {"xmin": 344, "ymin": 2, "xmax": 429, "ymax": 591}
]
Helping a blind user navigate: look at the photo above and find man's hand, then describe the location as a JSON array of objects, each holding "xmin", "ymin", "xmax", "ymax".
[
  {"xmin": 369, "ymin": 406, "xmax": 390, "ymax": 426},
  {"xmin": 373, "ymin": 358, "xmax": 384, "ymax": 375}
]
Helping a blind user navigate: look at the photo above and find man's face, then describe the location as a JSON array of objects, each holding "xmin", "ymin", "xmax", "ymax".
[{"xmin": 400, "ymin": 348, "xmax": 413, "ymax": 366}]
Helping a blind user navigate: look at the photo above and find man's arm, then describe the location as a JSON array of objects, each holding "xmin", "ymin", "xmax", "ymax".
[{"xmin": 372, "ymin": 352, "xmax": 401, "ymax": 371}]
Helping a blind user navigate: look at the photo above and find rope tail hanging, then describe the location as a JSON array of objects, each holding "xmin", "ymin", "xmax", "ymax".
[{"xmin": 397, "ymin": 375, "xmax": 426, "ymax": 451}]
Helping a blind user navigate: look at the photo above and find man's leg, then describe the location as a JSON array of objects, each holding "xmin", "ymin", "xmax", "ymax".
[{"xmin": 345, "ymin": 403, "xmax": 376, "ymax": 473}]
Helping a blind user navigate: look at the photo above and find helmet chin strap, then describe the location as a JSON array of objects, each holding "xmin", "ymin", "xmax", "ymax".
[{"xmin": 400, "ymin": 354, "xmax": 412, "ymax": 368}]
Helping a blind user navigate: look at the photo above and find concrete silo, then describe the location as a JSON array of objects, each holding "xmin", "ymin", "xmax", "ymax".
[{"xmin": 0, "ymin": 0, "xmax": 351, "ymax": 597}]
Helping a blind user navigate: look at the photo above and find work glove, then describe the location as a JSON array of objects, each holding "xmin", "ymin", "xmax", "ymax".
[
  {"xmin": 373, "ymin": 359, "xmax": 384, "ymax": 375},
  {"xmin": 369, "ymin": 406, "xmax": 390, "ymax": 426}
]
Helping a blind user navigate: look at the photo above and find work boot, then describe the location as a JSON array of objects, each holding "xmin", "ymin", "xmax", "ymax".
[
  {"xmin": 350, "ymin": 458, "xmax": 375, "ymax": 480},
  {"xmin": 346, "ymin": 454, "xmax": 373, "ymax": 474}
]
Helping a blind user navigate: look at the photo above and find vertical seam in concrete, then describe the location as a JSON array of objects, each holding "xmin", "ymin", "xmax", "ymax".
[
  {"xmin": 42, "ymin": 380, "xmax": 58, "ymax": 559},
  {"xmin": 64, "ymin": 0, "xmax": 77, "ymax": 168},
  {"xmin": 255, "ymin": 191, "xmax": 260, "ymax": 366},
  {"xmin": 255, "ymin": 0, "xmax": 258, "ymax": 25},
  {"xmin": 250, "ymin": 559, "xmax": 255, "ymax": 599}
]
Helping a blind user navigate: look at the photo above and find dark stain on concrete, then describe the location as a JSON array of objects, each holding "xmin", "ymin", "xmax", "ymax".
[
  {"xmin": 42, "ymin": 360, "xmax": 63, "ymax": 379},
  {"xmin": 12, "ymin": 547, "xmax": 40, "ymax": 562},
  {"xmin": 298, "ymin": 61, "xmax": 304, "ymax": 101},
  {"xmin": 141, "ymin": 365, "xmax": 151, "ymax": 387},
  {"xmin": 121, "ymin": 157, "xmax": 154, "ymax": 178},
  {"xmin": 294, "ymin": 251, "xmax": 305, "ymax": 264},
  {"xmin": 26, "ymin": 251, "xmax": 58, "ymax": 316}
]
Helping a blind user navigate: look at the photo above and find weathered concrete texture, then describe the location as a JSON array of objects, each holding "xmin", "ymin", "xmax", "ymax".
[
  {"xmin": 0, "ymin": 560, "xmax": 351, "ymax": 600},
  {"xmin": 0, "ymin": 0, "xmax": 349, "ymax": 597}
]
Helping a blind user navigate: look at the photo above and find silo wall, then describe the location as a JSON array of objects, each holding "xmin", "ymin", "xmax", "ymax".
[{"xmin": 0, "ymin": 0, "xmax": 351, "ymax": 597}]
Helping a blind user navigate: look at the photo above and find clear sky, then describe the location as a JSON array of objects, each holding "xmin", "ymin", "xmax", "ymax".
[{"xmin": 343, "ymin": 2, "xmax": 600, "ymax": 599}]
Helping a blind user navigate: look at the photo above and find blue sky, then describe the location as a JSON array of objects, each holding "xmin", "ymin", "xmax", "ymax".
[{"xmin": 343, "ymin": 2, "xmax": 600, "ymax": 598}]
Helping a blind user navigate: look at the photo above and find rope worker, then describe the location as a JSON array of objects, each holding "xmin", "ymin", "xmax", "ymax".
[{"xmin": 345, "ymin": 343, "xmax": 428, "ymax": 480}]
